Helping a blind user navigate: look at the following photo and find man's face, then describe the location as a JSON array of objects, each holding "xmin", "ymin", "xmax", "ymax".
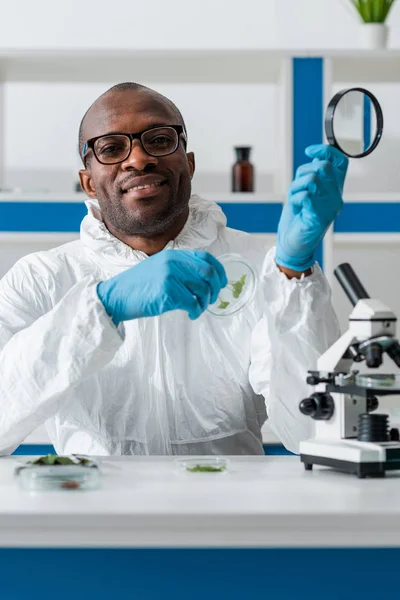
[{"xmin": 79, "ymin": 90, "xmax": 195, "ymax": 237}]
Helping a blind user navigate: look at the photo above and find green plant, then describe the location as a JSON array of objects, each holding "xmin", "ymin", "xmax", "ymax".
[
  {"xmin": 27, "ymin": 454, "xmax": 91, "ymax": 466},
  {"xmin": 186, "ymin": 464, "xmax": 226, "ymax": 473},
  {"xmin": 350, "ymin": 0, "xmax": 396, "ymax": 23},
  {"xmin": 217, "ymin": 300, "xmax": 230, "ymax": 310},
  {"xmin": 217, "ymin": 274, "xmax": 247, "ymax": 309},
  {"xmin": 230, "ymin": 274, "xmax": 247, "ymax": 299}
]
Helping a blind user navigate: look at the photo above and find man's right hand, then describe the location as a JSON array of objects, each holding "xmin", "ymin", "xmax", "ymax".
[{"xmin": 97, "ymin": 249, "xmax": 228, "ymax": 325}]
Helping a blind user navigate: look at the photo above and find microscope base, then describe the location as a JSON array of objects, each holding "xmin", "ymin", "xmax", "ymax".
[{"xmin": 299, "ymin": 438, "xmax": 400, "ymax": 478}]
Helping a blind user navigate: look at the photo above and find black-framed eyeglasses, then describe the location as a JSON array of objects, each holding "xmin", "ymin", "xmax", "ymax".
[{"xmin": 82, "ymin": 125, "xmax": 187, "ymax": 165}]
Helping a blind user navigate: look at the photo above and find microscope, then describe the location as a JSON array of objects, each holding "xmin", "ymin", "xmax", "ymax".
[{"xmin": 299, "ymin": 263, "xmax": 400, "ymax": 478}]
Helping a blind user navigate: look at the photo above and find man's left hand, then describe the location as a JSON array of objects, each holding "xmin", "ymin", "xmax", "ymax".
[{"xmin": 276, "ymin": 144, "xmax": 348, "ymax": 273}]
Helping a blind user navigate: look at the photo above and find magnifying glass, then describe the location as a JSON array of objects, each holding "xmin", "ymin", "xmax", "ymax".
[{"xmin": 325, "ymin": 87, "xmax": 383, "ymax": 158}]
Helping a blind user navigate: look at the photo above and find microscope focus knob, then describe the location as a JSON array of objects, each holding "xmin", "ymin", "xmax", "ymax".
[
  {"xmin": 367, "ymin": 395, "xmax": 379, "ymax": 413},
  {"xmin": 299, "ymin": 397, "xmax": 317, "ymax": 416},
  {"xmin": 299, "ymin": 393, "xmax": 335, "ymax": 420}
]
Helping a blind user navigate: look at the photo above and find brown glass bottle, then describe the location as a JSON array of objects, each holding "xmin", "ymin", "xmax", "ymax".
[{"xmin": 232, "ymin": 147, "xmax": 254, "ymax": 192}]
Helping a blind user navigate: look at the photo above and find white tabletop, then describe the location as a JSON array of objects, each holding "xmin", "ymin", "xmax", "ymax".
[{"xmin": 2, "ymin": 455, "xmax": 400, "ymax": 548}]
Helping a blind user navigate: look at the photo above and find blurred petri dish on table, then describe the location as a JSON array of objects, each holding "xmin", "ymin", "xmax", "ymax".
[
  {"xmin": 15, "ymin": 456, "xmax": 102, "ymax": 491},
  {"xmin": 175, "ymin": 457, "xmax": 229, "ymax": 475}
]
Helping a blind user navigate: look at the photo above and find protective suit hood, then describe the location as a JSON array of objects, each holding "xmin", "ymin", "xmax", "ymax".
[{"xmin": 80, "ymin": 194, "xmax": 227, "ymax": 270}]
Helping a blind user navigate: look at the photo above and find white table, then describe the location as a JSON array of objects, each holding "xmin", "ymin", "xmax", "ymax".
[
  {"xmin": 1, "ymin": 455, "xmax": 399, "ymax": 600},
  {"xmin": 1, "ymin": 455, "xmax": 400, "ymax": 548}
]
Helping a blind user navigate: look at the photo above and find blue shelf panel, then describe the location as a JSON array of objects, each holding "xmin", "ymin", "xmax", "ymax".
[
  {"xmin": 0, "ymin": 201, "xmax": 283, "ymax": 235},
  {"xmin": 293, "ymin": 57, "xmax": 324, "ymax": 267},
  {"xmin": 292, "ymin": 58, "xmax": 324, "ymax": 178},
  {"xmin": 0, "ymin": 201, "xmax": 87, "ymax": 232},
  {"xmin": 217, "ymin": 202, "xmax": 282, "ymax": 233},
  {"xmin": 13, "ymin": 443, "xmax": 292, "ymax": 456},
  {"xmin": 334, "ymin": 202, "xmax": 400, "ymax": 233},
  {"xmin": 1, "ymin": 201, "xmax": 399, "ymax": 235},
  {"xmin": 12, "ymin": 444, "xmax": 55, "ymax": 456}
]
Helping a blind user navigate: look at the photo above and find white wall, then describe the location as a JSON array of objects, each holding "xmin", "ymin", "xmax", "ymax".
[
  {"xmin": 4, "ymin": 80, "xmax": 400, "ymax": 196},
  {"xmin": 1, "ymin": 0, "xmax": 400, "ymax": 50},
  {"xmin": 3, "ymin": 0, "xmax": 400, "ymax": 444},
  {"xmin": 3, "ymin": 82, "xmax": 278, "ymax": 195},
  {"xmin": 275, "ymin": 0, "xmax": 400, "ymax": 48},
  {"xmin": 1, "ymin": 0, "xmax": 400, "ymax": 195},
  {"xmin": 0, "ymin": 0, "xmax": 278, "ymax": 50}
]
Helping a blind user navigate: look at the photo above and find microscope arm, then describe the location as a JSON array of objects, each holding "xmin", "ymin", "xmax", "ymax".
[{"xmin": 317, "ymin": 329, "xmax": 355, "ymax": 373}]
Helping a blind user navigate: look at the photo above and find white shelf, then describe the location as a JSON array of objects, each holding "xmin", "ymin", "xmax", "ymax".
[
  {"xmin": 0, "ymin": 192, "xmax": 284, "ymax": 203},
  {"xmin": 331, "ymin": 54, "xmax": 400, "ymax": 82},
  {"xmin": 2, "ymin": 48, "xmax": 400, "ymax": 59},
  {"xmin": 0, "ymin": 192, "xmax": 86, "ymax": 202},
  {"xmin": 0, "ymin": 48, "xmax": 399, "ymax": 83},
  {"xmin": 1, "ymin": 192, "xmax": 399, "ymax": 204},
  {"xmin": 344, "ymin": 193, "xmax": 400, "ymax": 202},
  {"xmin": 0, "ymin": 232, "xmax": 79, "ymax": 243},
  {"xmin": 0, "ymin": 49, "xmax": 283, "ymax": 84},
  {"xmin": 204, "ymin": 193, "xmax": 283, "ymax": 203},
  {"xmin": 334, "ymin": 233, "xmax": 400, "ymax": 244}
]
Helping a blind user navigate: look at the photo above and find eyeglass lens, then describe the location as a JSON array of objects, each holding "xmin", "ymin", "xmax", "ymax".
[{"xmin": 93, "ymin": 127, "xmax": 179, "ymax": 163}]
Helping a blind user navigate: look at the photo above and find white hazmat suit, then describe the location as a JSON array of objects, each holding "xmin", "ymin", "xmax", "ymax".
[{"xmin": 0, "ymin": 195, "xmax": 340, "ymax": 455}]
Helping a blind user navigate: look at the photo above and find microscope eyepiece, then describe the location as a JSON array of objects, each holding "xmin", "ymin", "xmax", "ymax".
[{"xmin": 334, "ymin": 263, "xmax": 369, "ymax": 307}]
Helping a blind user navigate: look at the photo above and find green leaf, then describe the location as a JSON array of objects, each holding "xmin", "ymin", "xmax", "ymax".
[
  {"xmin": 349, "ymin": 0, "xmax": 396, "ymax": 22},
  {"xmin": 231, "ymin": 274, "xmax": 247, "ymax": 298},
  {"xmin": 55, "ymin": 457, "xmax": 75, "ymax": 465},
  {"xmin": 383, "ymin": 0, "xmax": 396, "ymax": 20},
  {"xmin": 186, "ymin": 465, "xmax": 226, "ymax": 473},
  {"xmin": 28, "ymin": 454, "xmax": 87, "ymax": 467},
  {"xmin": 218, "ymin": 300, "xmax": 230, "ymax": 309},
  {"xmin": 39, "ymin": 454, "xmax": 57, "ymax": 465}
]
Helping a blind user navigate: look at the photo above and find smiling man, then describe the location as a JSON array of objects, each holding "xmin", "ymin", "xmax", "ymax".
[
  {"xmin": 0, "ymin": 82, "xmax": 347, "ymax": 456},
  {"xmin": 78, "ymin": 85, "xmax": 193, "ymax": 256}
]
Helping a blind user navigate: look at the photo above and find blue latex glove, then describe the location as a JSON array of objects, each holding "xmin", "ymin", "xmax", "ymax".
[
  {"xmin": 97, "ymin": 249, "xmax": 228, "ymax": 325},
  {"xmin": 276, "ymin": 144, "xmax": 348, "ymax": 272}
]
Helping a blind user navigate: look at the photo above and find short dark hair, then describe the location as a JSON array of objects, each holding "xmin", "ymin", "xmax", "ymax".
[{"xmin": 78, "ymin": 82, "xmax": 187, "ymax": 165}]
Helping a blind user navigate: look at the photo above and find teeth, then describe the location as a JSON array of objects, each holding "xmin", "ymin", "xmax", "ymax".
[{"xmin": 125, "ymin": 182, "xmax": 162, "ymax": 192}]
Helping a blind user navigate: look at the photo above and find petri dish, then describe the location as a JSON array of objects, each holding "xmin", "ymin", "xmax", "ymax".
[
  {"xmin": 176, "ymin": 457, "xmax": 229, "ymax": 475},
  {"xmin": 355, "ymin": 373, "xmax": 400, "ymax": 391},
  {"xmin": 15, "ymin": 457, "xmax": 102, "ymax": 492},
  {"xmin": 207, "ymin": 253, "xmax": 257, "ymax": 317}
]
